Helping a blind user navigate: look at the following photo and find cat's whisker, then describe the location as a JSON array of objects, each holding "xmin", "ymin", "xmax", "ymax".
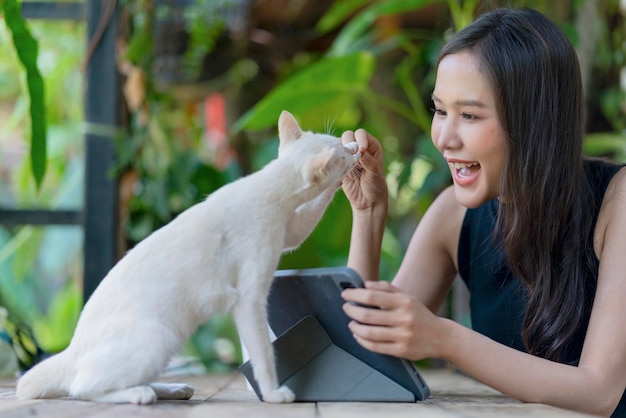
[{"xmin": 324, "ymin": 117, "xmax": 337, "ymax": 136}]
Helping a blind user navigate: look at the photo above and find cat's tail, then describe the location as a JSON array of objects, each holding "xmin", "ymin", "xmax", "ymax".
[{"xmin": 16, "ymin": 351, "xmax": 72, "ymax": 399}]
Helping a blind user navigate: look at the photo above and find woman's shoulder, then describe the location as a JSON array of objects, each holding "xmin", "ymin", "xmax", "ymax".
[
  {"xmin": 428, "ymin": 185, "xmax": 467, "ymax": 225},
  {"xmin": 605, "ymin": 165, "xmax": 626, "ymax": 189},
  {"xmin": 425, "ymin": 185, "xmax": 468, "ymax": 258},
  {"xmin": 593, "ymin": 165, "xmax": 626, "ymax": 258}
]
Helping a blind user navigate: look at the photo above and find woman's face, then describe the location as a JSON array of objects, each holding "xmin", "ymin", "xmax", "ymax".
[{"xmin": 431, "ymin": 51, "xmax": 506, "ymax": 208}]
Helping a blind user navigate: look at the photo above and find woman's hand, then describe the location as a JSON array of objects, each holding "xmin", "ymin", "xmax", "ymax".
[
  {"xmin": 342, "ymin": 281, "xmax": 446, "ymax": 361},
  {"xmin": 341, "ymin": 129, "xmax": 388, "ymax": 211}
]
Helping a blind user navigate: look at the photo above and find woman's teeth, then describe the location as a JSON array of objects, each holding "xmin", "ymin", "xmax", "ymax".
[{"xmin": 452, "ymin": 162, "xmax": 479, "ymax": 169}]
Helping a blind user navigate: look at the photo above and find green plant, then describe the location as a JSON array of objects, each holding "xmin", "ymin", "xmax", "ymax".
[
  {"xmin": 1, "ymin": 0, "xmax": 47, "ymax": 188},
  {"xmin": 0, "ymin": 15, "xmax": 85, "ymax": 359}
]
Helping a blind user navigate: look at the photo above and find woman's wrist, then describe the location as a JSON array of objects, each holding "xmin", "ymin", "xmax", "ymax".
[
  {"xmin": 433, "ymin": 316, "xmax": 463, "ymax": 361},
  {"xmin": 352, "ymin": 200, "xmax": 388, "ymax": 225},
  {"xmin": 347, "ymin": 202, "xmax": 388, "ymax": 281}
]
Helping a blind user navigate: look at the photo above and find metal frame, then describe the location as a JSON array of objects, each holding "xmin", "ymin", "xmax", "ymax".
[
  {"xmin": 83, "ymin": 0, "xmax": 119, "ymax": 302},
  {"xmin": 0, "ymin": 0, "xmax": 119, "ymax": 304}
]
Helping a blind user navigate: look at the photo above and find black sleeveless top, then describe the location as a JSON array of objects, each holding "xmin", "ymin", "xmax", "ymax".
[{"xmin": 458, "ymin": 160, "xmax": 625, "ymax": 417}]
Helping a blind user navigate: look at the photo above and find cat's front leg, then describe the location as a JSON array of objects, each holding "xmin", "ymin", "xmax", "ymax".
[
  {"xmin": 84, "ymin": 385, "xmax": 157, "ymax": 404},
  {"xmin": 284, "ymin": 187, "xmax": 337, "ymax": 250},
  {"xmin": 233, "ymin": 300, "xmax": 295, "ymax": 403}
]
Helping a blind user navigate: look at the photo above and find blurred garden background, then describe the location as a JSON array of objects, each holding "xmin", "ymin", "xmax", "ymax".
[{"xmin": 0, "ymin": 0, "xmax": 624, "ymax": 375}]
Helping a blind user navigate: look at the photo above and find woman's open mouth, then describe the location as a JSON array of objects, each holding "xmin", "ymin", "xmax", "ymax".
[{"xmin": 450, "ymin": 161, "xmax": 480, "ymax": 186}]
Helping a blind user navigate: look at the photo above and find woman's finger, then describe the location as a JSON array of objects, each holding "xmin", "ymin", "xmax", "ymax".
[
  {"xmin": 351, "ymin": 333, "xmax": 402, "ymax": 358},
  {"xmin": 364, "ymin": 280, "xmax": 398, "ymax": 292},
  {"xmin": 342, "ymin": 282, "xmax": 400, "ymax": 309},
  {"xmin": 348, "ymin": 320, "xmax": 396, "ymax": 342},
  {"xmin": 354, "ymin": 129, "xmax": 369, "ymax": 153},
  {"xmin": 343, "ymin": 302, "xmax": 396, "ymax": 326},
  {"xmin": 341, "ymin": 130, "xmax": 356, "ymax": 145}
]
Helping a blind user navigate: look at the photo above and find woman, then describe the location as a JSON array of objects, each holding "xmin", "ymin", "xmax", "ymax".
[{"xmin": 340, "ymin": 8, "xmax": 626, "ymax": 417}]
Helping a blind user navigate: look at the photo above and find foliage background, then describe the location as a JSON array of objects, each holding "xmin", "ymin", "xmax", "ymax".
[{"xmin": 0, "ymin": 0, "xmax": 624, "ymax": 373}]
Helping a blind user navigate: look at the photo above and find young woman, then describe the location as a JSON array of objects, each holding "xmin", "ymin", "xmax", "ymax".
[{"xmin": 340, "ymin": 8, "xmax": 626, "ymax": 417}]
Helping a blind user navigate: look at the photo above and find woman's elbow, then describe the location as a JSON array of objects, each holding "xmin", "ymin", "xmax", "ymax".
[{"xmin": 580, "ymin": 387, "xmax": 623, "ymax": 417}]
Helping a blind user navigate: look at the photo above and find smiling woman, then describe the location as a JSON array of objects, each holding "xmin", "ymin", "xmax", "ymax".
[
  {"xmin": 339, "ymin": 7, "xmax": 626, "ymax": 418},
  {"xmin": 430, "ymin": 52, "xmax": 506, "ymax": 208}
]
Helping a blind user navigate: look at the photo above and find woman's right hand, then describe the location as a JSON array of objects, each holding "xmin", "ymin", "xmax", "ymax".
[{"xmin": 341, "ymin": 129, "xmax": 388, "ymax": 211}]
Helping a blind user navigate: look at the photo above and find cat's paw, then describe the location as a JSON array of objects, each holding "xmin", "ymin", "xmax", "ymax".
[
  {"xmin": 166, "ymin": 383, "xmax": 194, "ymax": 400},
  {"xmin": 128, "ymin": 386, "xmax": 158, "ymax": 404},
  {"xmin": 90, "ymin": 386, "xmax": 157, "ymax": 404},
  {"xmin": 262, "ymin": 386, "xmax": 295, "ymax": 403},
  {"xmin": 150, "ymin": 382, "xmax": 194, "ymax": 400}
]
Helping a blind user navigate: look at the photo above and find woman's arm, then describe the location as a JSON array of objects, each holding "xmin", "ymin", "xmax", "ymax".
[
  {"xmin": 392, "ymin": 185, "xmax": 463, "ymax": 312},
  {"xmin": 341, "ymin": 129, "xmax": 388, "ymax": 281},
  {"xmin": 344, "ymin": 280, "xmax": 624, "ymax": 416}
]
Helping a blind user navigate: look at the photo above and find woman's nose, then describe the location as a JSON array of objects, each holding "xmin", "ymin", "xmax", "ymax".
[{"xmin": 432, "ymin": 119, "xmax": 462, "ymax": 151}]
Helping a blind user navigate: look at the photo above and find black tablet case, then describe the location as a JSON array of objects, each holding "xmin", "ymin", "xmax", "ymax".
[{"xmin": 240, "ymin": 267, "xmax": 431, "ymax": 402}]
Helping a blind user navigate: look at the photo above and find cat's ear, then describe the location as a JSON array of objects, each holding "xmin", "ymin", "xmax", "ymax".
[
  {"xmin": 306, "ymin": 148, "xmax": 336, "ymax": 184},
  {"xmin": 278, "ymin": 111, "xmax": 303, "ymax": 154}
]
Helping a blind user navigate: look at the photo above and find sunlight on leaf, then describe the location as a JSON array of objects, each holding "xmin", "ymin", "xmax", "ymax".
[
  {"xmin": 233, "ymin": 52, "xmax": 375, "ymax": 133},
  {"xmin": 317, "ymin": 0, "xmax": 372, "ymax": 34}
]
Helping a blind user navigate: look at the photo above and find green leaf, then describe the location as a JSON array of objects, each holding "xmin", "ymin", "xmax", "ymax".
[
  {"xmin": 2, "ymin": 0, "xmax": 48, "ymax": 188},
  {"xmin": 584, "ymin": 132, "xmax": 626, "ymax": 159},
  {"xmin": 32, "ymin": 283, "xmax": 81, "ymax": 353},
  {"xmin": 446, "ymin": 0, "xmax": 479, "ymax": 31},
  {"xmin": 232, "ymin": 52, "xmax": 375, "ymax": 133},
  {"xmin": 125, "ymin": 31, "xmax": 153, "ymax": 66},
  {"xmin": 329, "ymin": 0, "xmax": 442, "ymax": 56},
  {"xmin": 316, "ymin": 0, "xmax": 373, "ymax": 34}
]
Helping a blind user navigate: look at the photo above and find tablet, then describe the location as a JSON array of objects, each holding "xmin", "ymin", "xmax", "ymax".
[{"xmin": 246, "ymin": 266, "xmax": 430, "ymax": 402}]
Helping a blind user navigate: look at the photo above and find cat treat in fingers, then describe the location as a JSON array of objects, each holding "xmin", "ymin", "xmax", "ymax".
[{"xmin": 16, "ymin": 111, "xmax": 359, "ymax": 405}]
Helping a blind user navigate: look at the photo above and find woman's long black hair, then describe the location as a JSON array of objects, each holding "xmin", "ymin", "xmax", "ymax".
[{"xmin": 439, "ymin": 8, "xmax": 597, "ymax": 362}]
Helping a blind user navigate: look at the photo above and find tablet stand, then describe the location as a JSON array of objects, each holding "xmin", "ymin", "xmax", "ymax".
[{"xmin": 240, "ymin": 315, "xmax": 415, "ymax": 402}]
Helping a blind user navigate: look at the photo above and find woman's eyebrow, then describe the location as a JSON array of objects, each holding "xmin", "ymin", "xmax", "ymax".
[
  {"xmin": 431, "ymin": 94, "xmax": 488, "ymax": 108},
  {"xmin": 455, "ymin": 99, "xmax": 488, "ymax": 108}
]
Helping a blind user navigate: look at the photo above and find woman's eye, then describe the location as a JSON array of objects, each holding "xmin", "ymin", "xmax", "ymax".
[
  {"xmin": 430, "ymin": 107, "xmax": 446, "ymax": 116},
  {"xmin": 461, "ymin": 112, "xmax": 477, "ymax": 120}
]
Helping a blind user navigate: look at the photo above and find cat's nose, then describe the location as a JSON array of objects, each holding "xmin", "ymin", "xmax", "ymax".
[{"xmin": 343, "ymin": 142, "xmax": 360, "ymax": 154}]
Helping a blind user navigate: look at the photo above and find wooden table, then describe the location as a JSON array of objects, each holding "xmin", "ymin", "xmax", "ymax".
[{"xmin": 0, "ymin": 369, "xmax": 597, "ymax": 417}]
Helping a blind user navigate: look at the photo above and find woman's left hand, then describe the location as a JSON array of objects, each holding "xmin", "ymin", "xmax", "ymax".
[{"xmin": 342, "ymin": 281, "xmax": 445, "ymax": 361}]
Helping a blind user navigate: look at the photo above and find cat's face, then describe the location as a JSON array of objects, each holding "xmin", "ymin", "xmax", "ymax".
[
  {"xmin": 277, "ymin": 111, "xmax": 360, "ymax": 187},
  {"xmin": 299, "ymin": 133, "xmax": 360, "ymax": 188}
]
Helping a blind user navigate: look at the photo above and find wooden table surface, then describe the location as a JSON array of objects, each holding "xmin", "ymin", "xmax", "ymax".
[{"xmin": 0, "ymin": 368, "xmax": 597, "ymax": 417}]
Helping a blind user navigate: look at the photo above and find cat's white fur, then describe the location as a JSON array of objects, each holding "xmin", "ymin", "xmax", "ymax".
[{"xmin": 16, "ymin": 111, "xmax": 360, "ymax": 404}]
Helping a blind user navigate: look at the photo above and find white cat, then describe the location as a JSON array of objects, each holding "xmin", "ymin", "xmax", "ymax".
[{"xmin": 16, "ymin": 111, "xmax": 360, "ymax": 404}]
